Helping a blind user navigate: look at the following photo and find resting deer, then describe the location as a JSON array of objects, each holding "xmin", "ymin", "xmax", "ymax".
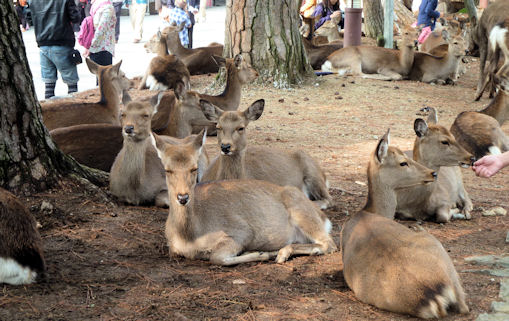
[
  {"xmin": 50, "ymin": 124, "xmax": 123, "ymax": 172},
  {"xmin": 0, "ymin": 188, "xmax": 45, "ymax": 285},
  {"xmin": 321, "ymin": 28, "xmax": 417, "ymax": 80},
  {"xmin": 411, "ymin": 29, "xmax": 468, "ymax": 84},
  {"xmin": 341, "ymin": 129, "xmax": 469, "ymax": 319},
  {"xmin": 450, "ymin": 74, "xmax": 509, "ymax": 159},
  {"xmin": 162, "ymin": 23, "xmax": 223, "ymax": 75},
  {"xmin": 299, "ymin": 23, "xmax": 343, "ymax": 70},
  {"xmin": 139, "ymin": 29, "xmax": 190, "ymax": 91},
  {"xmin": 109, "ymin": 93, "xmax": 209, "ymax": 207},
  {"xmin": 153, "ymin": 130, "xmax": 337, "ymax": 265},
  {"xmin": 199, "ymin": 99, "xmax": 333, "ymax": 209},
  {"xmin": 42, "ymin": 59, "xmax": 130, "ymax": 131},
  {"xmin": 314, "ymin": 16, "xmax": 342, "ymax": 43},
  {"xmin": 396, "ymin": 110, "xmax": 474, "ymax": 223}
]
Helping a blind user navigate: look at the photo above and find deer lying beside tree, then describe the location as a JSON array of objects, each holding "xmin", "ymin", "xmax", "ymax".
[
  {"xmin": 199, "ymin": 99, "xmax": 333, "ymax": 209},
  {"xmin": 109, "ymin": 94, "xmax": 209, "ymax": 207},
  {"xmin": 0, "ymin": 188, "xmax": 45, "ymax": 285},
  {"xmin": 450, "ymin": 74, "xmax": 509, "ymax": 159},
  {"xmin": 139, "ymin": 29, "xmax": 190, "ymax": 91},
  {"xmin": 153, "ymin": 130, "xmax": 337, "ymax": 265},
  {"xmin": 321, "ymin": 28, "xmax": 417, "ymax": 80},
  {"xmin": 396, "ymin": 109, "xmax": 474, "ymax": 223},
  {"xmin": 299, "ymin": 23, "xmax": 343, "ymax": 70},
  {"xmin": 42, "ymin": 59, "xmax": 130, "ymax": 131},
  {"xmin": 341, "ymin": 130, "xmax": 469, "ymax": 319},
  {"xmin": 162, "ymin": 23, "xmax": 223, "ymax": 75}
]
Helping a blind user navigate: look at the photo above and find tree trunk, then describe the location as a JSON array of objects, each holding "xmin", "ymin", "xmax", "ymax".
[
  {"xmin": 364, "ymin": 0, "xmax": 384, "ymax": 39},
  {"xmin": 224, "ymin": 0, "xmax": 314, "ymax": 88},
  {"xmin": 394, "ymin": 0, "xmax": 415, "ymax": 27},
  {"xmin": 0, "ymin": 1, "xmax": 106, "ymax": 193}
]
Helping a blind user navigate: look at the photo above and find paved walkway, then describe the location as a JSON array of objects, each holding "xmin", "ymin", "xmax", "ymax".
[{"xmin": 21, "ymin": 6, "xmax": 226, "ymax": 100}]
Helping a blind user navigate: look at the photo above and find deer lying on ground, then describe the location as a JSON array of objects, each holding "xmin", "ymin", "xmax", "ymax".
[
  {"xmin": 450, "ymin": 74, "xmax": 509, "ymax": 159},
  {"xmin": 50, "ymin": 124, "xmax": 123, "ymax": 172},
  {"xmin": 0, "ymin": 188, "xmax": 45, "ymax": 285},
  {"xmin": 396, "ymin": 109, "xmax": 474, "ymax": 223},
  {"xmin": 162, "ymin": 23, "xmax": 223, "ymax": 75},
  {"xmin": 42, "ymin": 59, "xmax": 130, "ymax": 131},
  {"xmin": 199, "ymin": 99, "xmax": 333, "ymax": 209},
  {"xmin": 341, "ymin": 129, "xmax": 469, "ymax": 319},
  {"xmin": 109, "ymin": 93, "xmax": 209, "ymax": 207},
  {"xmin": 139, "ymin": 29, "xmax": 190, "ymax": 91},
  {"xmin": 299, "ymin": 21, "xmax": 343, "ymax": 70},
  {"xmin": 321, "ymin": 28, "xmax": 417, "ymax": 80},
  {"xmin": 153, "ymin": 130, "xmax": 337, "ymax": 265},
  {"xmin": 410, "ymin": 30, "xmax": 467, "ymax": 84}
]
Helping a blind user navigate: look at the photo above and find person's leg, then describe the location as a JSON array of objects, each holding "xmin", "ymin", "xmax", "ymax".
[
  {"xmin": 39, "ymin": 47, "xmax": 58, "ymax": 99},
  {"xmin": 89, "ymin": 51, "xmax": 113, "ymax": 85},
  {"xmin": 133, "ymin": 3, "xmax": 147, "ymax": 41},
  {"xmin": 130, "ymin": 3, "xmax": 137, "ymax": 36},
  {"xmin": 16, "ymin": 5, "xmax": 25, "ymax": 31},
  {"xmin": 188, "ymin": 24, "xmax": 194, "ymax": 48},
  {"xmin": 113, "ymin": 2, "xmax": 122, "ymax": 42},
  {"xmin": 51, "ymin": 46, "xmax": 79, "ymax": 95}
]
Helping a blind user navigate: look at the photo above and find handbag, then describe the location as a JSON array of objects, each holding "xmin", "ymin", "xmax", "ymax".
[{"xmin": 69, "ymin": 49, "xmax": 83, "ymax": 65}]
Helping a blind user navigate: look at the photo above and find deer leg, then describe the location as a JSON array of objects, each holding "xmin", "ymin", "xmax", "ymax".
[
  {"xmin": 276, "ymin": 243, "xmax": 328, "ymax": 264},
  {"xmin": 138, "ymin": 70, "xmax": 149, "ymax": 90},
  {"xmin": 155, "ymin": 190, "xmax": 169, "ymax": 208},
  {"xmin": 376, "ymin": 68, "xmax": 403, "ymax": 81},
  {"xmin": 435, "ymin": 206, "xmax": 453, "ymax": 223},
  {"xmin": 208, "ymin": 235, "xmax": 276, "ymax": 266}
]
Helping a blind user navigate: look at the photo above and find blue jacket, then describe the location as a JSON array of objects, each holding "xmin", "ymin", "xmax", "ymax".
[{"xmin": 417, "ymin": 0, "xmax": 440, "ymax": 30}]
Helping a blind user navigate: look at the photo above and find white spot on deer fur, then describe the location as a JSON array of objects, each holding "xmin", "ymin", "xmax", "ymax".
[
  {"xmin": 489, "ymin": 146, "xmax": 502, "ymax": 155},
  {"xmin": 321, "ymin": 61, "xmax": 333, "ymax": 72},
  {"xmin": 0, "ymin": 257, "xmax": 37, "ymax": 285},
  {"xmin": 146, "ymin": 75, "xmax": 168, "ymax": 91},
  {"xmin": 489, "ymin": 25, "xmax": 508, "ymax": 53},
  {"xmin": 324, "ymin": 219, "xmax": 332, "ymax": 234}
]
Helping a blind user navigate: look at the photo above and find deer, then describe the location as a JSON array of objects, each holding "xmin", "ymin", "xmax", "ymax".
[
  {"xmin": 41, "ymin": 59, "xmax": 130, "ymax": 131},
  {"xmin": 0, "ymin": 188, "xmax": 45, "ymax": 285},
  {"xmin": 138, "ymin": 29, "xmax": 191, "ymax": 91},
  {"xmin": 450, "ymin": 74, "xmax": 509, "ymax": 159},
  {"xmin": 313, "ymin": 16, "xmax": 342, "ymax": 43},
  {"xmin": 299, "ymin": 21, "xmax": 343, "ymax": 70},
  {"xmin": 321, "ymin": 28, "xmax": 417, "ymax": 80},
  {"xmin": 153, "ymin": 130, "xmax": 337, "ymax": 265},
  {"xmin": 161, "ymin": 23, "xmax": 224, "ymax": 75},
  {"xmin": 341, "ymin": 129, "xmax": 469, "ymax": 319},
  {"xmin": 395, "ymin": 109, "xmax": 475, "ymax": 223},
  {"xmin": 199, "ymin": 99, "xmax": 333, "ymax": 210},
  {"xmin": 109, "ymin": 93, "xmax": 209, "ymax": 207},
  {"xmin": 410, "ymin": 29, "xmax": 468, "ymax": 84}
]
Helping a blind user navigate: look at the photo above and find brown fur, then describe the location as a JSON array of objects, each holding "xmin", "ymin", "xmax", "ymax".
[
  {"xmin": 199, "ymin": 99, "xmax": 333, "ymax": 209},
  {"xmin": 313, "ymin": 17, "xmax": 342, "ymax": 43},
  {"xmin": 153, "ymin": 131, "xmax": 336, "ymax": 265},
  {"xmin": 41, "ymin": 59, "xmax": 130, "ymax": 131},
  {"xmin": 340, "ymin": 130, "xmax": 469, "ymax": 319},
  {"xmin": 301, "ymin": 37, "xmax": 343, "ymax": 70}
]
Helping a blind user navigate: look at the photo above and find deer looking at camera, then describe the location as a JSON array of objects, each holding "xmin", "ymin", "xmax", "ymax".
[
  {"xmin": 341, "ymin": 130, "xmax": 469, "ymax": 319},
  {"xmin": 153, "ymin": 130, "xmax": 337, "ymax": 265},
  {"xmin": 199, "ymin": 99, "xmax": 332, "ymax": 209},
  {"xmin": 396, "ymin": 109, "xmax": 474, "ymax": 223},
  {"xmin": 321, "ymin": 28, "xmax": 417, "ymax": 80},
  {"xmin": 109, "ymin": 93, "xmax": 209, "ymax": 207},
  {"xmin": 42, "ymin": 59, "xmax": 130, "ymax": 131}
]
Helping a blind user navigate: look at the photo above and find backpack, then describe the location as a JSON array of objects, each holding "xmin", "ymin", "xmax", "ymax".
[{"xmin": 76, "ymin": 1, "xmax": 107, "ymax": 49}]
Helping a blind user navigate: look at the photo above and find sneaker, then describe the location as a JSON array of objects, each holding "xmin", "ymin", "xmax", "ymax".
[{"xmin": 133, "ymin": 38, "xmax": 140, "ymax": 43}]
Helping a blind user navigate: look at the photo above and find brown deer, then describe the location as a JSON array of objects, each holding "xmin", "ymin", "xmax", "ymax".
[
  {"xmin": 410, "ymin": 30, "xmax": 467, "ymax": 84},
  {"xmin": 138, "ymin": 29, "xmax": 190, "ymax": 91},
  {"xmin": 162, "ymin": 23, "xmax": 223, "ymax": 75},
  {"xmin": 0, "ymin": 188, "xmax": 45, "ymax": 285},
  {"xmin": 396, "ymin": 110, "xmax": 474, "ymax": 223},
  {"xmin": 42, "ymin": 59, "xmax": 130, "ymax": 131},
  {"xmin": 313, "ymin": 16, "xmax": 342, "ymax": 43},
  {"xmin": 450, "ymin": 74, "xmax": 509, "ymax": 159},
  {"xmin": 50, "ymin": 124, "xmax": 123, "ymax": 172},
  {"xmin": 341, "ymin": 130, "xmax": 469, "ymax": 319},
  {"xmin": 321, "ymin": 28, "xmax": 417, "ymax": 80},
  {"xmin": 299, "ymin": 23, "xmax": 343, "ymax": 70},
  {"xmin": 153, "ymin": 130, "xmax": 337, "ymax": 265},
  {"xmin": 199, "ymin": 99, "xmax": 333, "ymax": 209},
  {"xmin": 109, "ymin": 93, "xmax": 209, "ymax": 207}
]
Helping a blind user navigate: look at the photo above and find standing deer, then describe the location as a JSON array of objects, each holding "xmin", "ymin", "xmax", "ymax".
[
  {"xmin": 153, "ymin": 130, "xmax": 337, "ymax": 265},
  {"xmin": 42, "ymin": 59, "xmax": 130, "ymax": 131},
  {"xmin": 321, "ymin": 28, "xmax": 417, "ymax": 80},
  {"xmin": 0, "ymin": 188, "xmax": 45, "ymax": 285},
  {"xmin": 199, "ymin": 99, "xmax": 333, "ymax": 209},
  {"xmin": 396, "ymin": 109, "xmax": 474, "ymax": 223},
  {"xmin": 341, "ymin": 130, "xmax": 469, "ymax": 319}
]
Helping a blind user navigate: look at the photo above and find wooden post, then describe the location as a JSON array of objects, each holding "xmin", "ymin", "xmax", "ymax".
[{"xmin": 384, "ymin": 0, "xmax": 394, "ymax": 48}]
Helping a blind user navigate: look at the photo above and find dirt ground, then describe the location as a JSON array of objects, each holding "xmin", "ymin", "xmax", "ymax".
[{"xmin": 1, "ymin": 57, "xmax": 508, "ymax": 321}]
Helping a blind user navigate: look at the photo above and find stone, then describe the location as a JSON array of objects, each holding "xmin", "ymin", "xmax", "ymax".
[
  {"xmin": 506, "ymin": 231, "xmax": 509, "ymax": 244},
  {"xmin": 476, "ymin": 312, "xmax": 509, "ymax": 321},
  {"xmin": 482, "ymin": 207, "xmax": 507, "ymax": 217},
  {"xmin": 40, "ymin": 200, "xmax": 53, "ymax": 212},
  {"xmin": 491, "ymin": 301, "xmax": 509, "ymax": 313},
  {"xmin": 500, "ymin": 279, "xmax": 509, "ymax": 301}
]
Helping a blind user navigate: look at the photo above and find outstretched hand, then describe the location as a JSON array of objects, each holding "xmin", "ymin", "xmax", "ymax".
[{"xmin": 472, "ymin": 155, "xmax": 504, "ymax": 178}]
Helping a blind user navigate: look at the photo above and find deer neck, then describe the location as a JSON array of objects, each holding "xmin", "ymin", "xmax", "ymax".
[
  {"xmin": 120, "ymin": 136, "xmax": 151, "ymax": 187},
  {"xmin": 166, "ymin": 35, "xmax": 192, "ymax": 56},
  {"xmin": 327, "ymin": 29, "xmax": 341, "ymax": 42},
  {"xmin": 219, "ymin": 64, "xmax": 241, "ymax": 107},
  {"xmin": 399, "ymin": 45, "xmax": 415, "ymax": 70},
  {"xmin": 363, "ymin": 171, "xmax": 397, "ymax": 219},
  {"xmin": 480, "ymin": 89, "xmax": 509, "ymax": 125},
  {"xmin": 218, "ymin": 150, "xmax": 247, "ymax": 180},
  {"xmin": 167, "ymin": 191, "xmax": 197, "ymax": 241},
  {"xmin": 157, "ymin": 38, "xmax": 169, "ymax": 56},
  {"xmin": 413, "ymin": 144, "xmax": 440, "ymax": 171}
]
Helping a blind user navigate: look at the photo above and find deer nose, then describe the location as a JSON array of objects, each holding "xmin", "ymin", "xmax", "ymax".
[
  {"xmin": 221, "ymin": 143, "xmax": 231, "ymax": 154},
  {"xmin": 470, "ymin": 156, "xmax": 476, "ymax": 164},
  {"xmin": 124, "ymin": 125, "xmax": 134, "ymax": 134},
  {"xmin": 414, "ymin": 40, "xmax": 419, "ymax": 47},
  {"xmin": 177, "ymin": 193, "xmax": 189, "ymax": 205},
  {"xmin": 432, "ymin": 172, "xmax": 438, "ymax": 179}
]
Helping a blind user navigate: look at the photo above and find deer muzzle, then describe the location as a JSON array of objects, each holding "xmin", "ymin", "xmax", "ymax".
[
  {"xmin": 220, "ymin": 143, "xmax": 232, "ymax": 155},
  {"xmin": 177, "ymin": 193, "xmax": 190, "ymax": 206}
]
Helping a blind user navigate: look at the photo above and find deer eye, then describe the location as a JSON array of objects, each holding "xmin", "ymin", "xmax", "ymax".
[
  {"xmin": 165, "ymin": 169, "xmax": 174, "ymax": 174},
  {"xmin": 120, "ymin": 113, "xmax": 126, "ymax": 118},
  {"xmin": 190, "ymin": 168, "xmax": 198, "ymax": 173},
  {"xmin": 143, "ymin": 114, "xmax": 150, "ymax": 118},
  {"xmin": 216, "ymin": 127, "xmax": 222, "ymax": 131},
  {"xmin": 400, "ymin": 162, "xmax": 408, "ymax": 167},
  {"xmin": 237, "ymin": 127, "xmax": 245, "ymax": 132},
  {"xmin": 441, "ymin": 141, "xmax": 450, "ymax": 146}
]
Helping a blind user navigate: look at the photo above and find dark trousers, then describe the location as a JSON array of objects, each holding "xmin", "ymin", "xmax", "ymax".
[
  {"xmin": 16, "ymin": 5, "xmax": 27, "ymax": 28},
  {"xmin": 113, "ymin": 2, "xmax": 123, "ymax": 41},
  {"xmin": 90, "ymin": 51, "xmax": 113, "ymax": 85},
  {"xmin": 188, "ymin": 25, "xmax": 194, "ymax": 48}
]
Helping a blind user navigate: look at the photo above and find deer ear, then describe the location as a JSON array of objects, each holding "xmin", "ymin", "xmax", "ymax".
[
  {"xmin": 179, "ymin": 21, "xmax": 186, "ymax": 32},
  {"xmin": 199, "ymin": 99, "xmax": 223, "ymax": 122},
  {"xmin": 122, "ymin": 90, "xmax": 132, "ymax": 105},
  {"xmin": 112, "ymin": 60, "xmax": 122, "ymax": 75},
  {"xmin": 426, "ymin": 107, "xmax": 438, "ymax": 124},
  {"xmin": 193, "ymin": 129, "xmax": 207, "ymax": 154},
  {"xmin": 376, "ymin": 129, "xmax": 390, "ymax": 163},
  {"xmin": 234, "ymin": 54, "xmax": 243, "ymax": 67},
  {"xmin": 414, "ymin": 118, "xmax": 429, "ymax": 137},
  {"xmin": 174, "ymin": 82, "xmax": 187, "ymax": 100},
  {"xmin": 150, "ymin": 91, "xmax": 165, "ymax": 115},
  {"xmin": 151, "ymin": 133, "xmax": 166, "ymax": 161},
  {"xmin": 171, "ymin": 21, "xmax": 177, "ymax": 27},
  {"xmin": 86, "ymin": 58, "xmax": 99, "ymax": 75},
  {"xmin": 441, "ymin": 29, "xmax": 450, "ymax": 41},
  {"xmin": 211, "ymin": 55, "xmax": 226, "ymax": 67},
  {"xmin": 244, "ymin": 99, "xmax": 265, "ymax": 121},
  {"xmin": 157, "ymin": 30, "xmax": 162, "ymax": 38}
]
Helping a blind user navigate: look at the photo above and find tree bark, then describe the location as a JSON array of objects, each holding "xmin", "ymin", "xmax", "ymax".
[
  {"xmin": 0, "ymin": 1, "xmax": 106, "ymax": 193},
  {"xmin": 224, "ymin": 0, "xmax": 314, "ymax": 88},
  {"xmin": 364, "ymin": 0, "xmax": 384, "ymax": 39}
]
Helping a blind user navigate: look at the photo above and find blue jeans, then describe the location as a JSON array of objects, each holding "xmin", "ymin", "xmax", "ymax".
[{"xmin": 39, "ymin": 46, "xmax": 79, "ymax": 84}]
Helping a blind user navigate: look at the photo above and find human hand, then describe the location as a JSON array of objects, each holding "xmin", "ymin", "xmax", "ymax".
[
  {"xmin": 82, "ymin": 48, "xmax": 90, "ymax": 58},
  {"xmin": 331, "ymin": 11, "xmax": 341, "ymax": 19},
  {"xmin": 472, "ymin": 154, "xmax": 504, "ymax": 178}
]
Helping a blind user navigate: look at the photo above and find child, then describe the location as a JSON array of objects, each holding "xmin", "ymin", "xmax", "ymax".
[{"xmin": 168, "ymin": 0, "xmax": 192, "ymax": 48}]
